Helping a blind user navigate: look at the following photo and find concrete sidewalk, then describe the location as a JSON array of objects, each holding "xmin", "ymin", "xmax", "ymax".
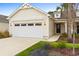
[
  {"xmin": 0, "ymin": 35, "xmax": 60, "ymax": 56},
  {"xmin": 0, "ymin": 37, "xmax": 41, "ymax": 56},
  {"xmin": 43, "ymin": 35, "xmax": 60, "ymax": 42}
]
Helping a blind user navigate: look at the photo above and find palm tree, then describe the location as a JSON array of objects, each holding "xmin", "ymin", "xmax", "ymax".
[
  {"xmin": 56, "ymin": 3, "xmax": 76, "ymax": 41},
  {"xmin": 56, "ymin": 3, "xmax": 68, "ymax": 19},
  {"xmin": 57, "ymin": 3, "xmax": 77, "ymax": 55}
]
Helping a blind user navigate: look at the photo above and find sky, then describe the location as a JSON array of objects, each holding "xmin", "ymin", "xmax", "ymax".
[{"xmin": 0, "ymin": 3, "xmax": 61, "ymax": 16}]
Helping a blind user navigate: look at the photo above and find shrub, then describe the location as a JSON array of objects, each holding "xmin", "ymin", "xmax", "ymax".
[
  {"xmin": 49, "ymin": 41, "xmax": 79, "ymax": 48},
  {"xmin": 49, "ymin": 41, "xmax": 68, "ymax": 48},
  {"xmin": 0, "ymin": 31, "xmax": 10, "ymax": 39},
  {"xmin": 49, "ymin": 41, "xmax": 66, "ymax": 48},
  {"xmin": 61, "ymin": 33, "xmax": 67, "ymax": 37},
  {"xmin": 58, "ymin": 41, "xmax": 66, "ymax": 48},
  {"xmin": 0, "ymin": 32, "xmax": 4, "ymax": 38},
  {"xmin": 49, "ymin": 42, "xmax": 59, "ymax": 48},
  {"xmin": 75, "ymin": 34, "xmax": 79, "ymax": 38},
  {"xmin": 68, "ymin": 38, "xmax": 73, "ymax": 43},
  {"xmin": 2, "ymin": 31, "xmax": 10, "ymax": 38}
]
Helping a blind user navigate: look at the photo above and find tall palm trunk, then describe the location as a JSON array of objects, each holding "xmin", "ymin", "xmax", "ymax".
[{"xmin": 67, "ymin": 4, "xmax": 73, "ymax": 40}]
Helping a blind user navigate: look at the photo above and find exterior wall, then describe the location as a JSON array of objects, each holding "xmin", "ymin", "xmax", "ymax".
[
  {"xmin": 9, "ymin": 8, "xmax": 50, "ymax": 38},
  {"xmin": 0, "ymin": 23, "xmax": 8, "ymax": 32},
  {"xmin": 61, "ymin": 23, "xmax": 65, "ymax": 33},
  {"xmin": 49, "ymin": 18, "xmax": 54, "ymax": 37},
  {"xmin": 10, "ymin": 8, "xmax": 48, "ymax": 21}
]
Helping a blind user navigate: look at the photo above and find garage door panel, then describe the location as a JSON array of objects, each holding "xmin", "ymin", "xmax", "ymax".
[{"xmin": 12, "ymin": 22, "xmax": 43, "ymax": 38}]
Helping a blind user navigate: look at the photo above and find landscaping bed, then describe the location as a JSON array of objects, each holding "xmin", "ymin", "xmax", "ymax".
[
  {"xmin": 58, "ymin": 33, "xmax": 79, "ymax": 43},
  {"xmin": 48, "ymin": 48, "xmax": 79, "ymax": 56},
  {"xmin": 16, "ymin": 41, "xmax": 47, "ymax": 56},
  {"xmin": 16, "ymin": 41, "xmax": 79, "ymax": 56},
  {"xmin": 48, "ymin": 42, "xmax": 79, "ymax": 56},
  {"xmin": 15, "ymin": 33, "xmax": 79, "ymax": 56}
]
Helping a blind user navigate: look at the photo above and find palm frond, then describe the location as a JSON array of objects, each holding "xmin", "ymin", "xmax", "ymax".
[
  {"xmin": 56, "ymin": 7, "xmax": 61, "ymax": 11},
  {"xmin": 62, "ymin": 3, "xmax": 68, "ymax": 9}
]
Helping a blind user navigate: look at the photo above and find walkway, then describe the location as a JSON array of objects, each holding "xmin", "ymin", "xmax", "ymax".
[{"xmin": 43, "ymin": 35, "xmax": 60, "ymax": 42}]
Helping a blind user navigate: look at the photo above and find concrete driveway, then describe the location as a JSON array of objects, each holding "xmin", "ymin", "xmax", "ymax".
[{"xmin": 0, "ymin": 37, "xmax": 41, "ymax": 56}]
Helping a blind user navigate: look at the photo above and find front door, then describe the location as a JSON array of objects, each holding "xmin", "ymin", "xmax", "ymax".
[
  {"xmin": 77, "ymin": 24, "xmax": 79, "ymax": 34},
  {"xmin": 56, "ymin": 23, "xmax": 61, "ymax": 33}
]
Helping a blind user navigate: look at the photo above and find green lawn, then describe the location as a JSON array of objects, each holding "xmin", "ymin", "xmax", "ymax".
[
  {"xmin": 49, "ymin": 42, "xmax": 79, "ymax": 48},
  {"xmin": 16, "ymin": 41, "xmax": 47, "ymax": 56},
  {"xmin": 15, "ymin": 40, "xmax": 79, "ymax": 56}
]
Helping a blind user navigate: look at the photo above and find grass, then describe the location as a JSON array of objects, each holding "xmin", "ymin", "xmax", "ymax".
[
  {"xmin": 15, "ymin": 33, "xmax": 79, "ymax": 56},
  {"xmin": 16, "ymin": 41, "xmax": 47, "ymax": 56},
  {"xmin": 16, "ymin": 40, "xmax": 79, "ymax": 56},
  {"xmin": 49, "ymin": 42, "xmax": 79, "ymax": 48}
]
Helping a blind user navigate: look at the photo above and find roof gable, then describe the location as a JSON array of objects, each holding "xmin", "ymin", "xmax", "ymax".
[{"xmin": 7, "ymin": 3, "xmax": 50, "ymax": 19}]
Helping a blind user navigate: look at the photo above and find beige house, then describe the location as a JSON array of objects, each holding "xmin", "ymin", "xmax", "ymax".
[
  {"xmin": 7, "ymin": 4, "xmax": 79, "ymax": 39},
  {"xmin": 8, "ymin": 4, "xmax": 54, "ymax": 39}
]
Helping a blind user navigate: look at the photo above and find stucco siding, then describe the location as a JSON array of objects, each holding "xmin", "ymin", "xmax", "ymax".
[
  {"xmin": 49, "ymin": 19, "xmax": 54, "ymax": 37},
  {"xmin": 9, "ymin": 8, "xmax": 50, "ymax": 38},
  {"xmin": 43, "ymin": 18, "xmax": 50, "ymax": 38},
  {"xmin": 10, "ymin": 8, "xmax": 48, "ymax": 21},
  {"xmin": 0, "ymin": 23, "xmax": 8, "ymax": 32}
]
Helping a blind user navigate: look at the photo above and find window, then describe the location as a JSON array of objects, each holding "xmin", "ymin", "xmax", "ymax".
[
  {"xmin": 35, "ymin": 23, "xmax": 42, "ymax": 26},
  {"xmin": 21, "ymin": 24, "xmax": 26, "ymax": 26},
  {"xmin": 15, "ymin": 24, "xmax": 20, "ymax": 26},
  {"xmin": 28, "ymin": 23, "xmax": 34, "ymax": 26},
  {"xmin": 54, "ymin": 12, "xmax": 61, "ymax": 18}
]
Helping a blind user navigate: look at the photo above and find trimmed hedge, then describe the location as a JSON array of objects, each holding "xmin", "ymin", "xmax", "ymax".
[{"xmin": 49, "ymin": 42, "xmax": 79, "ymax": 48}]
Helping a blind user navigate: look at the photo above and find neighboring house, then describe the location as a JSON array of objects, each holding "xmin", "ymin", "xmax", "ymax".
[
  {"xmin": 7, "ymin": 4, "xmax": 54, "ymax": 38},
  {"xmin": 0, "ymin": 15, "xmax": 8, "ymax": 32}
]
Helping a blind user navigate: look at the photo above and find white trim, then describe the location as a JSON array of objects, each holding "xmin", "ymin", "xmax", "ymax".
[{"xmin": 65, "ymin": 22, "xmax": 67, "ymax": 33}]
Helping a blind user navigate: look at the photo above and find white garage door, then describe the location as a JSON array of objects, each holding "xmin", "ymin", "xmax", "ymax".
[{"xmin": 12, "ymin": 22, "xmax": 43, "ymax": 38}]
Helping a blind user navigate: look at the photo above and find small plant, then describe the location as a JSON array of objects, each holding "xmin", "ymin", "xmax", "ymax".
[
  {"xmin": 49, "ymin": 42, "xmax": 59, "ymax": 48},
  {"xmin": 0, "ymin": 32, "xmax": 4, "ymax": 38},
  {"xmin": 75, "ymin": 33, "xmax": 79, "ymax": 38},
  {"xmin": 0, "ymin": 31, "xmax": 10, "ymax": 39},
  {"xmin": 2, "ymin": 31, "xmax": 10, "ymax": 38},
  {"xmin": 58, "ymin": 41, "xmax": 66, "ymax": 48},
  {"xmin": 61, "ymin": 33, "xmax": 67, "ymax": 37}
]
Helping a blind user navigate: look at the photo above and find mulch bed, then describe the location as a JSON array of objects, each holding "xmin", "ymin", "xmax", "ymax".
[
  {"xmin": 48, "ymin": 35, "xmax": 79, "ymax": 56},
  {"xmin": 47, "ymin": 35, "xmax": 79, "ymax": 56},
  {"xmin": 58, "ymin": 35, "xmax": 79, "ymax": 44},
  {"xmin": 48, "ymin": 48, "xmax": 79, "ymax": 56}
]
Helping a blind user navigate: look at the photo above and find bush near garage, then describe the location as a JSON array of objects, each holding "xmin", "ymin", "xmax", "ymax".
[{"xmin": 0, "ymin": 31, "xmax": 10, "ymax": 38}]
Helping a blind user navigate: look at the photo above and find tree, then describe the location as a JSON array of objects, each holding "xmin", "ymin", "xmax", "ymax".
[
  {"xmin": 56, "ymin": 3, "xmax": 75, "ymax": 41},
  {"xmin": 56, "ymin": 3, "xmax": 78, "ymax": 55},
  {"xmin": 56, "ymin": 3, "xmax": 68, "ymax": 19}
]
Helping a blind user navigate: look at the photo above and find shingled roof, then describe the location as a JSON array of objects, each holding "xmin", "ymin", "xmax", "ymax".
[{"xmin": 0, "ymin": 15, "xmax": 8, "ymax": 23}]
